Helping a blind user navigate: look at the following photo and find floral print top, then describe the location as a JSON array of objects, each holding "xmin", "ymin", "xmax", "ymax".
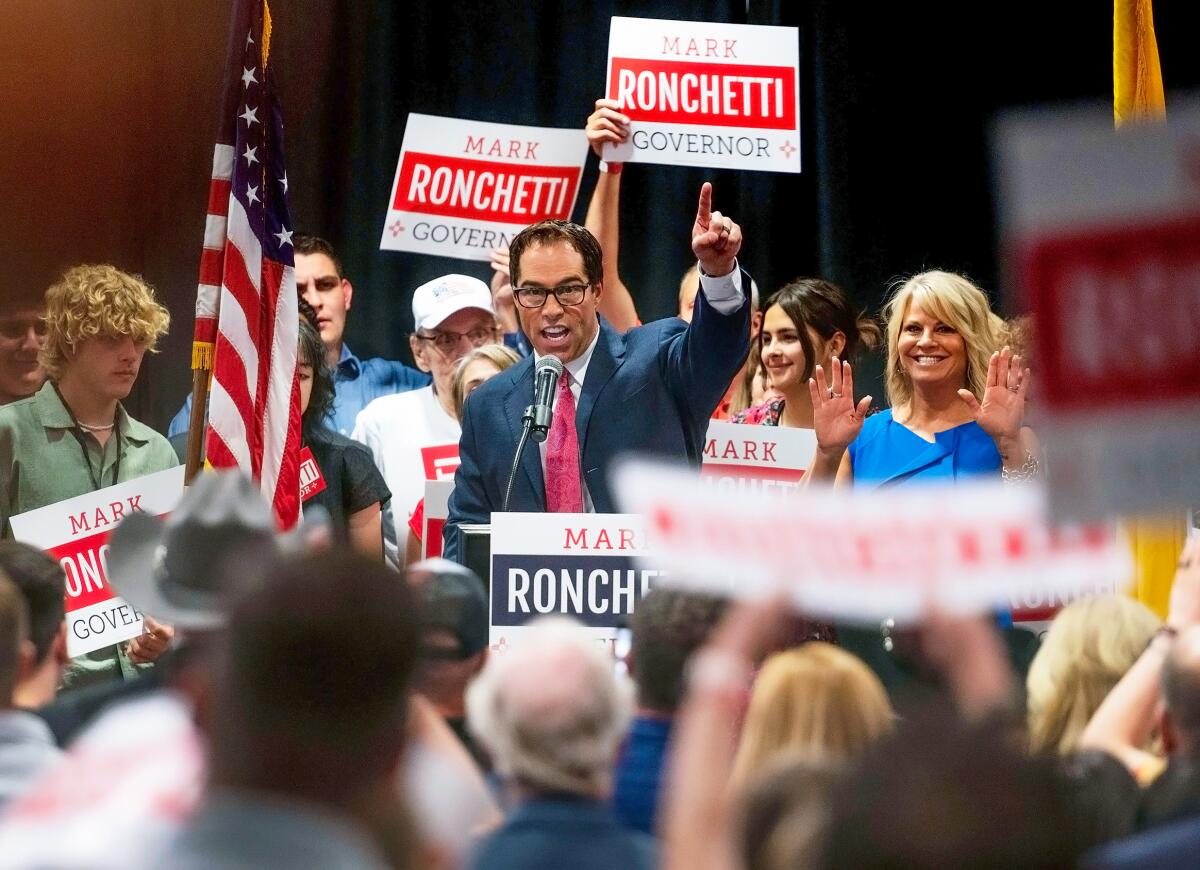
[{"xmin": 730, "ymin": 396, "xmax": 785, "ymax": 426}]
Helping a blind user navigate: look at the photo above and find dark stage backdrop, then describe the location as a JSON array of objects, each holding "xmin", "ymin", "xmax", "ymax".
[{"xmin": 1, "ymin": 1, "xmax": 1198, "ymax": 429}]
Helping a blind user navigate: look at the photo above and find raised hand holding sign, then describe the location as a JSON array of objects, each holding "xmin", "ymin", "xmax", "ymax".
[
  {"xmin": 586, "ymin": 98, "xmax": 631, "ymax": 158},
  {"xmin": 690, "ymin": 182, "xmax": 742, "ymax": 278}
]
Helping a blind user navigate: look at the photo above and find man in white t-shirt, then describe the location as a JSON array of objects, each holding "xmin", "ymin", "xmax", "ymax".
[{"xmin": 353, "ymin": 275, "xmax": 500, "ymax": 567}]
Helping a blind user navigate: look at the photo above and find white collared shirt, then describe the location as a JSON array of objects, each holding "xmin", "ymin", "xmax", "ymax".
[{"xmin": 532, "ymin": 262, "xmax": 744, "ymax": 512}]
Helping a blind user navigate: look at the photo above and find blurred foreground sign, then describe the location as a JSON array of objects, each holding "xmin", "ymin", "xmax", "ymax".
[
  {"xmin": 613, "ymin": 461, "xmax": 1130, "ymax": 625},
  {"xmin": 995, "ymin": 104, "xmax": 1200, "ymax": 520}
]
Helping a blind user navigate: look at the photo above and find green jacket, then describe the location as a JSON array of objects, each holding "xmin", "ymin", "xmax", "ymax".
[{"xmin": 0, "ymin": 381, "xmax": 179, "ymax": 690}]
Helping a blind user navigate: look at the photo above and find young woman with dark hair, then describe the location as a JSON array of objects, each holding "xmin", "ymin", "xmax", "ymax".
[
  {"xmin": 297, "ymin": 312, "xmax": 390, "ymax": 557},
  {"xmin": 732, "ymin": 278, "xmax": 880, "ymax": 429}
]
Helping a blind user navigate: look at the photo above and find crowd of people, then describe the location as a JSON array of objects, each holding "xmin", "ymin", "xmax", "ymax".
[{"xmin": 0, "ymin": 98, "xmax": 1193, "ymax": 869}]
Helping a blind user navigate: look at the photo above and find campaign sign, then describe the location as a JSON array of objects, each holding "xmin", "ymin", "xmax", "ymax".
[
  {"xmin": 613, "ymin": 460, "xmax": 1130, "ymax": 625},
  {"xmin": 489, "ymin": 512, "xmax": 663, "ymax": 651},
  {"xmin": 702, "ymin": 420, "xmax": 815, "ymax": 494},
  {"xmin": 9, "ymin": 467, "xmax": 187, "ymax": 656},
  {"xmin": 381, "ymin": 114, "xmax": 588, "ymax": 261},
  {"xmin": 1008, "ymin": 534, "xmax": 1121, "ymax": 634},
  {"xmin": 603, "ymin": 16, "xmax": 800, "ymax": 173},
  {"xmin": 994, "ymin": 102, "xmax": 1200, "ymax": 520},
  {"xmin": 422, "ymin": 479, "xmax": 454, "ymax": 560},
  {"xmin": 420, "ymin": 442, "xmax": 460, "ymax": 481},
  {"xmin": 298, "ymin": 446, "xmax": 327, "ymax": 502}
]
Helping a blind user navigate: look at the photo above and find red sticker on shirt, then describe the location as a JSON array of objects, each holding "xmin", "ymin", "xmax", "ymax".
[{"xmin": 299, "ymin": 447, "xmax": 327, "ymax": 502}]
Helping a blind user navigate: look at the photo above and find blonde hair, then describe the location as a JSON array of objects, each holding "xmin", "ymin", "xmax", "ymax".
[
  {"xmin": 882, "ymin": 270, "xmax": 1009, "ymax": 409},
  {"xmin": 40, "ymin": 265, "xmax": 170, "ymax": 380},
  {"xmin": 733, "ymin": 643, "xmax": 893, "ymax": 784},
  {"xmin": 451, "ymin": 343, "xmax": 520, "ymax": 420},
  {"xmin": 1026, "ymin": 596, "xmax": 1160, "ymax": 756}
]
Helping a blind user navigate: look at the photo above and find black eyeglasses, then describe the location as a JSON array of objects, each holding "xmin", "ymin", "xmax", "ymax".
[
  {"xmin": 414, "ymin": 326, "xmax": 500, "ymax": 354},
  {"xmin": 513, "ymin": 283, "xmax": 591, "ymax": 309}
]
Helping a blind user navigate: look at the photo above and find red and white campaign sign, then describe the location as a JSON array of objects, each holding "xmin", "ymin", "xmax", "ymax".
[
  {"xmin": 421, "ymin": 442, "xmax": 460, "ymax": 481},
  {"xmin": 298, "ymin": 446, "xmax": 327, "ymax": 502},
  {"xmin": 603, "ymin": 17, "xmax": 800, "ymax": 173},
  {"xmin": 995, "ymin": 103, "xmax": 1200, "ymax": 520},
  {"xmin": 381, "ymin": 114, "xmax": 588, "ymax": 261},
  {"xmin": 613, "ymin": 460, "xmax": 1130, "ymax": 625},
  {"xmin": 1009, "ymin": 569, "xmax": 1121, "ymax": 636},
  {"xmin": 422, "ymin": 479, "xmax": 454, "ymax": 560},
  {"xmin": 9, "ymin": 467, "xmax": 186, "ymax": 656},
  {"xmin": 702, "ymin": 420, "xmax": 815, "ymax": 494},
  {"xmin": 489, "ymin": 512, "xmax": 661, "ymax": 652}
]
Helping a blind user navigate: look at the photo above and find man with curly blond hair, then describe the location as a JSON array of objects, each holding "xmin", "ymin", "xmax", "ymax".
[{"xmin": 0, "ymin": 265, "xmax": 178, "ymax": 691}]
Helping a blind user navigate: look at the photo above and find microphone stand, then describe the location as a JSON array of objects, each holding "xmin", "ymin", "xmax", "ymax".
[{"xmin": 503, "ymin": 406, "xmax": 538, "ymax": 512}]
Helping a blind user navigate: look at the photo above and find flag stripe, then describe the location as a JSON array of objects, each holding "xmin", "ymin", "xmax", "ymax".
[
  {"xmin": 224, "ymin": 196, "xmax": 263, "ymax": 294},
  {"xmin": 207, "ymin": 179, "xmax": 233, "ymax": 217},
  {"xmin": 194, "ymin": 284, "xmax": 220, "ymax": 322},
  {"xmin": 221, "ymin": 239, "xmax": 264, "ymax": 338},
  {"xmin": 214, "ymin": 295, "xmax": 259, "ymax": 415},
  {"xmin": 198, "ymin": 248, "xmax": 225, "ymax": 289},
  {"xmin": 205, "ymin": 396, "xmax": 250, "ymax": 469},
  {"xmin": 203, "ymin": 214, "xmax": 227, "ymax": 250},
  {"xmin": 212, "ymin": 143, "xmax": 236, "ymax": 181},
  {"xmin": 257, "ymin": 261, "xmax": 295, "ymax": 511}
]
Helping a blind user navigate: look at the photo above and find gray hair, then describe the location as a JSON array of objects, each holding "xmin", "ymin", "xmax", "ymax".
[{"xmin": 465, "ymin": 617, "xmax": 633, "ymax": 796}]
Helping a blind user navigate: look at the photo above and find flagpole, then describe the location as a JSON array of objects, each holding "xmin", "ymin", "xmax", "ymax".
[{"xmin": 184, "ymin": 367, "xmax": 210, "ymax": 484}]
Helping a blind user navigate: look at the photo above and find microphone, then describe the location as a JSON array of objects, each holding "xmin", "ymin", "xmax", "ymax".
[
  {"xmin": 505, "ymin": 355, "xmax": 564, "ymax": 511},
  {"xmin": 524, "ymin": 356, "xmax": 563, "ymax": 444}
]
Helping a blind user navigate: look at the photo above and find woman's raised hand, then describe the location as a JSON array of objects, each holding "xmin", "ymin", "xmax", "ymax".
[
  {"xmin": 956, "ymin": 346, "xmax": 1029, "ymax": 444},
  {"xmin": 810, "ymin": 357, "xmax": 872, "ymax": 452}
]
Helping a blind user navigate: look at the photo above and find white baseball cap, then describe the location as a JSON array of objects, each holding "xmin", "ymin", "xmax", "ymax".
[{"xmin": 411, "ymin": 274, "xmax": 495, "ymax": 331}]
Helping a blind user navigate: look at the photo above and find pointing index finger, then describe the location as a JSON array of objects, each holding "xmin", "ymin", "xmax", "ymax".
[{"xmin": 696, "ymin": 182, "xmax": 713, "ymax": 230}]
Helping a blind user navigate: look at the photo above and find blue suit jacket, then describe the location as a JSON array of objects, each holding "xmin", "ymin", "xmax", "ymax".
[
  {"xmin": 444, "ymin": 274, "xmax": 750, "ymax": 563},
  {"xmin": 1087, "ymin": 817, "xmax": 1200, "ymax": 869},
  {"xmin": 465, "ymin": 796, "xmax": 655, "ymax": 870}
]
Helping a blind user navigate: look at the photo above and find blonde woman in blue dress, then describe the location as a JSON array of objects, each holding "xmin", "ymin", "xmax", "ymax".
[{"xmin": 805, "ymin": 270, "xmax": 1040, "ymax": 488}]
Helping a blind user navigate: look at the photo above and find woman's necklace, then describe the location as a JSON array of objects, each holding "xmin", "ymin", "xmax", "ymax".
[{"xmin": 76, "ymin": 420, "xmax": 116, "ymax": 432}]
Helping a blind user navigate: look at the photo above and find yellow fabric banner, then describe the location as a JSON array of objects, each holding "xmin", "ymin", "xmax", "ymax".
[
  {"xmin": 1113, "ymin": 0, "xmax": 1165, "ymax": 126},
  {"xmin": 1113, "ymin": 1, "xmax": 1185, "ymax": 615},
  {"xmin": 1123, "ymin": 516, "xmax": 1187, "ymax": 618}
]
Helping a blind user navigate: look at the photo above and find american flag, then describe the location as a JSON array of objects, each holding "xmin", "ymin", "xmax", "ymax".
[{"xmin": 192, "ymin": 0, "xmax": 300, "ymax": 527}]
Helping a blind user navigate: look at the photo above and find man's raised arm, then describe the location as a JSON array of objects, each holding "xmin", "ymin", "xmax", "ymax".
[
  {"xmin": 661, "ymin": 183, "xmax": 750, "ymax": 419},
  {"xmin": 583, "ymin": 98, "xmax": 639, "ymax": 332}
]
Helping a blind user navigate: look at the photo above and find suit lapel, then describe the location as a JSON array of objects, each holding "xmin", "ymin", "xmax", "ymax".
[
  {"xmin": 575, "ymin": 319, "xmax": 625, "ymax": 449},
  {"xmin": 502, "ymin": 362, "xmax": 546, "ymax": 508}
]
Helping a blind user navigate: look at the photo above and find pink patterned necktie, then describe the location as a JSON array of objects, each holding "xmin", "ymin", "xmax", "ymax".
[{"xmin": 545, "ymin": 371, "xmax": 583, "ymax": 513}]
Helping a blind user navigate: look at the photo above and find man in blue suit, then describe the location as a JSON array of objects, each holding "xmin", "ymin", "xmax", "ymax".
[{"xmin": 444, "ymin": 183, "xmax": 749, "ymax": 563}]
